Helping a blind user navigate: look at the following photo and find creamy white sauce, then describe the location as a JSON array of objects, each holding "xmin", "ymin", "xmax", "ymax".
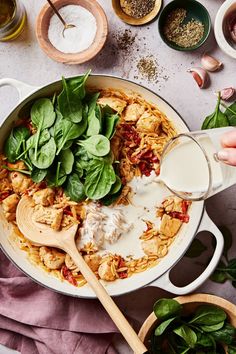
[
  {"xmin": 77, "ymin": 172, "xmax": 170, "ymax": 258},
  {"xmin": 159, "ymin": 136, "xmax": 223, "ymax": 197}
]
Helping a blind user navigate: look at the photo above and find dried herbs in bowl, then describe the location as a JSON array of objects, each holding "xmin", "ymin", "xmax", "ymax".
[{"xmin": 148, "ymin": 298, "xmax": 236, "ymax": 353}]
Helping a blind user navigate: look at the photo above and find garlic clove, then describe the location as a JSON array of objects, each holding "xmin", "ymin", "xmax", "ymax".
[
  {"xmin": 201, "ymin": 53, "xmax": 222, "ymax": 72},
  {"xmin": 187, "ymin": 67, "xmax": 209, "ymax": 89},
  {"xmin": 219, "ymin": 87, "xmax": 235, "ymax": 100}
]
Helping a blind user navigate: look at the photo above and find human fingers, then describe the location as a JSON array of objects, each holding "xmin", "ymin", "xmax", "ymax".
[
  {"xmin": 217, "ymin": 148, "xmax": 236, "ymax": 166},
  {"xmin": 220, "ymin": 129, "xmax": 236, "ymax": 148}
]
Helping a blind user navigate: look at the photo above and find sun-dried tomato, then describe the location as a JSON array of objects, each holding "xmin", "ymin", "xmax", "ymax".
[
  {"xmin": 61, "ymin": 265, "xmax": 77, "ymax": 286},
  {"xmin": 139, "ymin": 161, "xmax": 152, "ymax": 176},
  {"xmin": 118, "ymin": 271, "xmax": 128, "ymax": 279},
  {"xmin": 169, "ymin": 211, "xmax": 190, "ymax": 223},
  {"xmin": 63, "ymin": 206, "xmax": 73, "ymax": 216},
  {"xmin": 118, "ymin": 257, "xmax": 126, "ymax": 268},
  {"xmin": 121, "ymin": 124, "xmax": 141, "ymax": 146},
  {"xmin": 0, "ymin": 191, "xmax": 10, "ymax": 202},
  {"xmin": 181, "ymin": 200, "xmax": 189, "ymax": 214}
]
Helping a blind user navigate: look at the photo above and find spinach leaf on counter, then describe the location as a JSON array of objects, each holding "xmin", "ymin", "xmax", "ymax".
[
  {"xmin": 201, "ymin": 94, "xmax": 229, "ymax": 130},
  {"xmin": 31, "ymin": 98, "xmax": 56, "ymax": 158},
  {"xmin": 224, "ymin": 102, "xmax": 236, "ymax": 126},
  {"xmin": 4, "ymin": 126, "xmax": 30, "ymax": 162}
]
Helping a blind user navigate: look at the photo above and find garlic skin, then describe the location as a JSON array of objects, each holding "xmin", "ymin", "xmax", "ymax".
[
  {"xmin": 201, "ymin": 54, "xmax": 222, "ymax": 72},
  {"xmin": 187, "ymin": 67, "xmax": 209, "ymax": 89},
  {"xmin": 219, "ymin": 87, "xmax": 235, "ymax": 101}
]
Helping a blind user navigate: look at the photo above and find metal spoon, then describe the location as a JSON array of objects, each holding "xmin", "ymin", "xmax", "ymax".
[
  {"xmin": 46, "ymin": 0, "xmax": 76, "ymax": 37},
  {"xmin": 16, "ymin": 196, "xmax": 149, "ymax": 354}
]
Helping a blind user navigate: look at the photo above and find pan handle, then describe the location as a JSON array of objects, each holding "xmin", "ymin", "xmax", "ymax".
[
  {"xmin": 0, "ymin": 78, "xmax": 39, "ymax": 102},
  {"xmin": 149, "ymin": 209, "xmax": 224, "ymax": 295}
]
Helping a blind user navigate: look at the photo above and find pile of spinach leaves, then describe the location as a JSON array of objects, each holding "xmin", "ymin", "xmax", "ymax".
[
  {"xmin": 202, "ymin": 94, "xmax": 236, "ymax": 129},
  {"xmin": 3, "ymin": 71, "xmax": 121, "ymax": 203},
  {"xmin": 150, "ymin": 298, "xmax": 236, "ymax": 354}
]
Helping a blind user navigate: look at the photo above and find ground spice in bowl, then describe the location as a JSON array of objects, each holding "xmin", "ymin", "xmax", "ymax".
[
  {"xmin": 120, "ymin": 0, "xmax": 155, "ymax": 19},
  {"xmin": 163, "ymin": 8, "xmax": 204, "ymax": 48}
]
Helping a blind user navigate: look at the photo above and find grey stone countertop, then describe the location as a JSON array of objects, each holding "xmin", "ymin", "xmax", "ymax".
[{"xmin": 0, "ymin": 0, "xmax": 236, "ymax": 353}]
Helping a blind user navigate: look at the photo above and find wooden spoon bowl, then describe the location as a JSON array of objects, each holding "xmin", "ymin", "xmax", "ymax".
[
  {"xmin": 36, "ymin": 0, "xmax": 108, "ymax": 64},
  {"xmin": 112, "ymin": 0, "xmax": 162, "ymax": 26}
]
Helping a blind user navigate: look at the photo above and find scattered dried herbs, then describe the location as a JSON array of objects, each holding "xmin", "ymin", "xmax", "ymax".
[
  {"xmin": 137, "ymin": 55, "xmax": 158, "ymax": 82},
  {"xmin": 120, "ymin": 0, "xmax": 155, "ymax": 19},
  {"xmin": 164, "ymin": 8, "xmax": 205, "ymax": 48}
]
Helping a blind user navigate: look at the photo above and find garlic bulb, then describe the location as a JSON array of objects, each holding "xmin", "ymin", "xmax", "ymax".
[
  {"xmin": 187, "ymin": 67, "xmax": 209, "ymax": 89},
  {"xmin": 201, "ymin": 54, "xmax": 222, "ymax": 72},
  {"xmin": 219, "ymin": 87, "xmax": 235, "ymax": 100}
]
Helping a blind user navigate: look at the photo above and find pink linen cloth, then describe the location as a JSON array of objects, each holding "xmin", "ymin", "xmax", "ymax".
[{"xmin": 0, "ymin": 250, "xmax": 118, "ymax": 354}]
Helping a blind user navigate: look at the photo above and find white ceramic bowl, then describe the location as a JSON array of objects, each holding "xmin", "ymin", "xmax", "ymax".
[{"xmin": 214, "ymin": 0, "xmax": 236, "ymax": 59}]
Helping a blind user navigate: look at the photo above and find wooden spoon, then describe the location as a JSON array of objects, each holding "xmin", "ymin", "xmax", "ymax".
[{"xmin": 16, "ymin": 196, "xmax": 149, "ymax": 354}]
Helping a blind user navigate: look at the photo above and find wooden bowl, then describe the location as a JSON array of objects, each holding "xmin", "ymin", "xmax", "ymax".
[
  {"xmin": 112, "ymin": 0, "xmax": 162, "ymax": 26},
  {"xmin": 36, "ymin": 0, "xmax": 108, "ymax": 64},
  {"xmin": 139, "ymin": 293, "xmax": 236, "ymax": 350}
]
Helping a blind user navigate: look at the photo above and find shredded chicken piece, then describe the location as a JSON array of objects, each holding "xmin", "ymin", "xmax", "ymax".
[
  {"xmin": 141, "ymin": 236, "xmax": 160, "ymax": 256},
  {"xmin": 33, "ymin": 188, "xmax": 55, "ymax": 207},
  {"xmin": 160, "ymin": 214, "xmax": 182, "ymax": 238},
  {"xmin": 39, "ymin": 246, "xmax": 65, "ymax": 270},
  {"xmin": 98, "ymin": 259, "xmax": 117, "ymax": 281},
  {"xmin": 123, "ymin": 103, "xmax": 145, "ymax": 122},
  {"xmin": 98, "ymin": 97, "xmax": 127, "ymax": 114},
  {"xmin": 10, "ymin": 172, "xmax": 33, "ymax": 194},
  {"xmin": 32, "ymin": 205, "xmax": 63, "ymax": 231},
  {"xmin": 137, "ymin": 111, "xmax": 162, "ymax": 133}
]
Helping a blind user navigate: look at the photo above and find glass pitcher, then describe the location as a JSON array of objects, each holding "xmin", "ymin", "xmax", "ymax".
[
  {"xmin": 0, "ymin": 0, "xmax": 26, "ymax": 42},
  {"xmin": 159, "ymin": 127, "xmax": 236, "ymax": 200}
]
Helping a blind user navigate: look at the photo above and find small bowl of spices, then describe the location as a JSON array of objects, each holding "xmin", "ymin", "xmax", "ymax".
[
  {"xmin": 112, "ymin": 0, "xmax": 162, "ymax": 26},
  {"xmin": 36, "ymin": 0, "xmax": 108, "ymax": 64},
  {"xmin": 158, "ymin": 0, "xmax": 211, "ymax": 51}
]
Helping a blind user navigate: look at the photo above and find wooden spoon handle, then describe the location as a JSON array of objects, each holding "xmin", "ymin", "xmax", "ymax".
[{"xmin": 64, "ymin": 242, "xmax": 148, "ymax": 354}]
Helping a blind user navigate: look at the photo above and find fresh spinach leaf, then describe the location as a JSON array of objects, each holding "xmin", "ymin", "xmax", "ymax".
[
  {"xmin": 57, "ymin": 77, "xmax": 83, "ymax": 123},
  {"xmin": 74, "ymin": 160, "xmax": 83, "ymax": 178},
  {"xmin": 219, "ymin": 225, "xmax": 233, "ymax": 261},
  {"xmin": 202, "ymin": 94, "xmax": 229, "ymax": 130},
  {"xmin": 46, "ymin": 164, "xmax": 67, "ymax": 187},
  {"xmin": 56, "ymin": 118, "xmax": 86, "ymax": 155},
  {"xmin": 189, "ymin": 305, "xmax": 227, "ymax": 326},
  {"xmin": 153, "ymin": 299, "xmax": 182, "ymax": 321},
  {"xmin": 67, "ymin": 70, "xmax": 90, "ymax": 99},
  {"xmin": 173, "ymin": 325, "xmax": 197, "ymax": 348},
  {"xmin": 31, "ymin": 98, "xmax": 56, "ymax": 158},
  {"xmin": 211, "ymin": 323, "xmax": 236, "ymax": 345},
  {"xmin": 210, "ymin": 260, "xmax": 228, "ymax": 283},
  {"xmin": 78, "ymin": 134, "xmax": 110, "ymax": 157},
  {"xmin": 2, "ymin": 164, "xmax": 31, "ymax": 175},
  {"xmin": 86, "ymin": 93, "xmax": 101, "ymax": 137},
  {"xmin": 102, "ymin": 105, "xmax": 120, "ymax": 139},
  {"xmin": 64, "ymin": 173, "xmax": 85, "ymax": 202},
  {"xmin": 58, "ymin": 148, "xmax": 74, "ymax": 175},
  {"xmin": 228, "ymin": 345, "xmax": 236, "ymax": 354},
  {"xmin": 226, "ymin": 259, "xmax": 236, "ymax": 279},
  {"xmin": 109, "ymin": 175, "xmax": 122, "ymax": 195},
  {"xmin": 84, "ymin": 159, "xmax": 116, "ymax": 200},
  {"xmin": 29, "ymin": 137, "xmax": 56, "ymax": 169},
  {"xmin": 224, "ymin": 102, "xmax": 236, "ymax": 126},
  {"xmin": 200, "ymin": 321, "xmax": 225, "ymax": 332},
  {"xmin": 4, "ymin": 126, "xmax": 30, "ymax": 162},
  {"xmin": 31, "ymin": 168, "xmax": 47, "ymax": 183},
  {"xmin": 196, "ymin": 331, "xmax": 215, "ymax": 348},
  {"xmin": 101, "ymin": 188, "xmax": 122, "ymax": 206},
  {"xmin": 74, "ymin": 146, "xmax": 92, "ymax": 170},
  {"xmin": 155, "ymin": 317, "xmax": 177, "ymax": 336},
  {"xmin": 26, "ymin": 129, "xmax": 51, "ymax": 150}
]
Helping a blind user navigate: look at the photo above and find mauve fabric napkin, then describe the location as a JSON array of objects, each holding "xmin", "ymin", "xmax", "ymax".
[{"xmin": 0, "ymin": 250, "xmax": 118, "ymax": 354}]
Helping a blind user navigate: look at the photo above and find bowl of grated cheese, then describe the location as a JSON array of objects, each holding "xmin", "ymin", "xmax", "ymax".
[{"xmin": 36, "ymin": 0, "xmax": 108, "ymax": 64}]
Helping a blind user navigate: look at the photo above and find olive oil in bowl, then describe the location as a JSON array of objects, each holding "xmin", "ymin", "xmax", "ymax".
[{"xmin": 0, "ymin": 0, "xmax": 26, "ymax": 41}]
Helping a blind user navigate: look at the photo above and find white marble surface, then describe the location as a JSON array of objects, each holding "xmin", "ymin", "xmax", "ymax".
[{"xmin": 1, "ymin": 0, "xmax": 236, "ymax": 353}]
